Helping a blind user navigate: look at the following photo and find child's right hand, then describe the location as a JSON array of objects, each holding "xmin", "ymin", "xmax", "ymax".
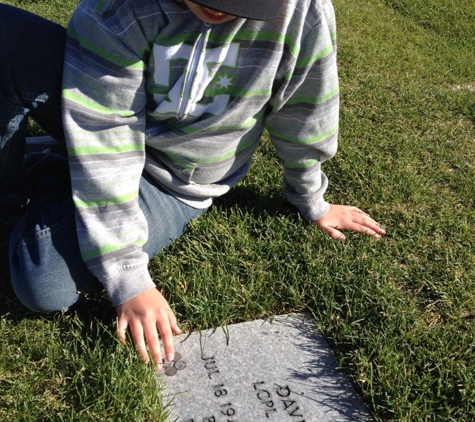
[{"xmin": 115, "ymin": 287, "xmax": 181, "ymax": 370}]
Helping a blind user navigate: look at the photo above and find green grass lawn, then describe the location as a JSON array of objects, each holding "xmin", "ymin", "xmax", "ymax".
[{"xmin": 1, "ymin": 0, "xmax": 474, "ymax": 420}]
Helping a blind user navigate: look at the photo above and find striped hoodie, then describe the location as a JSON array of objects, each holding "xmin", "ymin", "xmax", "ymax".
[{"xmin": 62, "ymin": 0, "xmax": 340, "ymax": 305}]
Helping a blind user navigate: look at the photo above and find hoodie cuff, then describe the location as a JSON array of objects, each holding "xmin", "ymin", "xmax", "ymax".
[
  {"xmin": 298, "ymin": 196, "xmax": 331, "ymax": 222},
  {"xmin": 101, "ymin": 264, "xmax": 156, "ymax": 306}
]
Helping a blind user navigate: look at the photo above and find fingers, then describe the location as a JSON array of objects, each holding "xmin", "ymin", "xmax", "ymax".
[
  {"xmin": 118, "ymin": 315, "xmax": 169, "ymax": 370},
  {"xmin": 320, "ymin": 225, "xmax": 346, "ymax": 241},
  {"xmin": 115, "ymin": 288, "xmax": 181, "ymax": 371},
  {"xmin": 167, "ymin": 308, "xmax": 182, "ymax": 335},
  {"xmin": 129, "ymin": 321, "xmax": 151, "ymax": 365},
  {"xmin": 144, "ymin": 320, "xmax": 165, "ymax": 370},
  {"xmin": 343, "ymin": 207, "xmax": 385, "ymax": 236},
  {"xmin": 350, "ymin": 206, "xmax": 370, "ymax": 217},
  {"xmin": 158, "ymin": 315, "xmax": 175, "ymax": 364},
  {"xmin": 347, "ymin": 214, "xmax": 386, "ymax": 238},
  {"xmin": 315, "ymin": 204, "xmax": 386, "ymax": 240},
  {"xmin": 117, "ymin": 317, "xmax": 128, "ymax": 345},
  {"xmin": 118, "ymin": 315, "xmax": 158, "ymax": 366}
]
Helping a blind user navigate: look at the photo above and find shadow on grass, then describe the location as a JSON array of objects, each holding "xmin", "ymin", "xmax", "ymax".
[
  {"xmin": 213, "ymin": 183, "xmax": 297, "ymax": 220},
  {"xmin": 0, "ymin": 272, "xmax": 25, "ymax": 317}
]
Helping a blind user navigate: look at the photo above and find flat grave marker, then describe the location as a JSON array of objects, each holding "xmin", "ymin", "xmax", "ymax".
[{"xmin": 159, "ymin": 314, "xmax": 373, "ymax": 422}]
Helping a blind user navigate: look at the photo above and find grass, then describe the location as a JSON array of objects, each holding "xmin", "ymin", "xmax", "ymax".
[{"xmin": 1, "ymin": 0, "xmax": 474, "ymax": 420}]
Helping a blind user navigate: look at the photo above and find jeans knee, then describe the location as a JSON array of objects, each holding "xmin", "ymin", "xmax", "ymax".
[
  {"xmin": 11, "ymin": 272, "xmax": 80, "ymax": 314},
  {"xmin": 8, "ymin": 214, "xmax": 97, "ymax": 314}
]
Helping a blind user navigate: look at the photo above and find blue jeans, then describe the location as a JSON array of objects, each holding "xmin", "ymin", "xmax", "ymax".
[{"xmin": 0, "ymin": 5, "xmax": 206, "ymax": 313}]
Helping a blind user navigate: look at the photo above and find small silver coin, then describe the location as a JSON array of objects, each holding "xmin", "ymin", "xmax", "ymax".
[
  {"xmin": 174, "ymin": 360, "xmax": 187, "ymax": 370},
  {"xmin": 174, "ymin": 352, "xmax": 182, "ymax": 361},
  {"xmin": 165, "ymin": 366, "xmax": 178, "ymax": 376}
]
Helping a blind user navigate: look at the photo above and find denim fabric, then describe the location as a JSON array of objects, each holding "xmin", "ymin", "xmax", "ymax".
[
  {"xmin": 9, "ymin": 170, "xmax": 206, "ymax": 313},
  {"xmin": 0, "ymin": 5, "xmax": 65, "ymax": 225},
  {"xmin": 1, "ymin": 5, "xmax": 206, "ymax": 313}
]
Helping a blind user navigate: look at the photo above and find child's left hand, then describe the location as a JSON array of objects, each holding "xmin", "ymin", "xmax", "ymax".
[{"xmin": 314, "ymin": 204, "xmax": 386, "ymax": 241}]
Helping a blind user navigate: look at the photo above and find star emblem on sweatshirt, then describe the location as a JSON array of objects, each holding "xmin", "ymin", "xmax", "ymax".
[{"xmin": 215, "ymin": 71, "xmax": 234, "ymax": 91}]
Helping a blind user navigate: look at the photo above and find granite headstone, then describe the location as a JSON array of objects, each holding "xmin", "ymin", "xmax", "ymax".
[{"xmin": 158, "ymin": 314, "xmax": 373, "ymax": 422}]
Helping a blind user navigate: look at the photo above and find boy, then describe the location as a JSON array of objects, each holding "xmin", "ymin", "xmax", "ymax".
[{"xmin": 0, "ymin": 0, "xmax": 385, "ymax": 370}]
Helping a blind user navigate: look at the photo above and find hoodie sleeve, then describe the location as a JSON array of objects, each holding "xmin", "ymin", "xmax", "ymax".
[
  {"xmin": 62, "ymin": 0, "xmax": 157, "ymax": 305},
  {"xmin": 265, "ymin": 0, "xmax": 339, "ymax": 222}
]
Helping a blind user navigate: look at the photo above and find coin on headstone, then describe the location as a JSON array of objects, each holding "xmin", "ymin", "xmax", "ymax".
[
  {"xmin": 165, "ymin": 366, "xmax": 178, "ymax": 376},
  {"xmin": 174, "ymin": 360, "xmax": 187, "ymax": 370},
  {"xmin": 173, "ymin": 352, "xmax": 182, "ymax": 361}
]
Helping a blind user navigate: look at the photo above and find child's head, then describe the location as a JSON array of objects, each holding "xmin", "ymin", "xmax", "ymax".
[{"xmin": 184, "ymin": 0, "xmax": 282, "ymax": 24}]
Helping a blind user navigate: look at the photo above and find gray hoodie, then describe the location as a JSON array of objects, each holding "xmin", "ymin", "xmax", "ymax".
[{"xmin": 62, "ymin": 0, "xmax": 339, "ymax": 305}]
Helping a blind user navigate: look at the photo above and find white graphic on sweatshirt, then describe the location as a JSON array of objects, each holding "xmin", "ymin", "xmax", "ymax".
[
  {"xmin": 215, "ymin": 71, "xmax": 234, "ymax": 90},
  {"xmin": 151, "ymin": 42, "xmax": 239, "ymax": 119}
]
